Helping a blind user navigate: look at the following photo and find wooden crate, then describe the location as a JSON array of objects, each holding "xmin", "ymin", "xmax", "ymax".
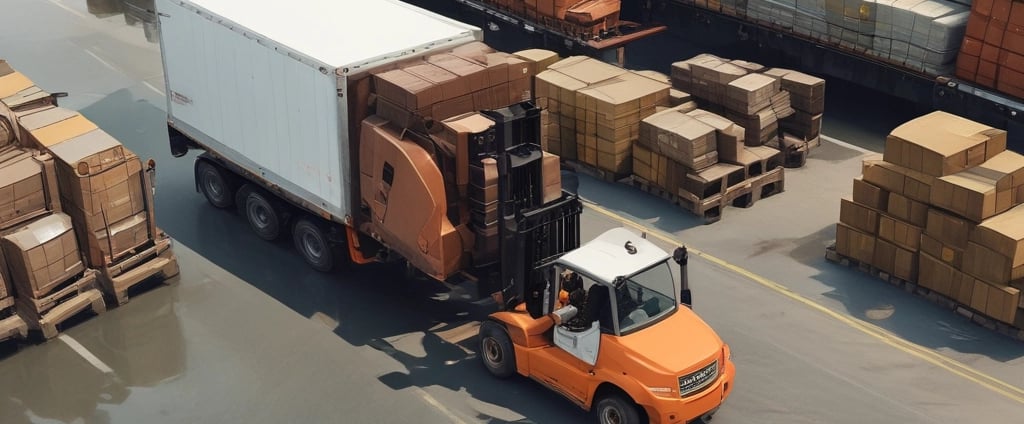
[
  {"xmin": 98, "ymin": 233, "xmax": 179, "ymax": 306},
  {"xmin": 16, "ymin": 269, "xmax": 106, "ymax": 340}
]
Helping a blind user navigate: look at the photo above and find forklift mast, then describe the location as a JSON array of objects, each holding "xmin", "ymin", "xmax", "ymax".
[{"xmin": 474, "ymin": 102, "xmax": 582, "ymax": 315}]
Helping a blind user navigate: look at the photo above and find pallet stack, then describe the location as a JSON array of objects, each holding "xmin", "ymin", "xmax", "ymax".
[
  {"xmin": 534, "ymin": 56, "xmax": 670, "ymax": 179},
  {"xmin": 957, "ymin": 0, "xmax": 1024, "ymax": 97},
  {"xmin": 0, "ymin": 59, "xmax": 179, "ymax": 342},
  {"xmin": 671, "ymin": 53, "xmax": 826, "ymax": 167},
  {"xmin": 833, "ymin": 111, "xmax": 1024, "ymax": 331},
  {"xmin": 0, "ymin": 144, "xmax": 106, "ymax": 341}
]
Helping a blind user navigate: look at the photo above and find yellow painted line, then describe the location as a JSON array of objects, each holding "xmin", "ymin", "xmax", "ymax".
[{"xmin": 583, "ymin": 200, "xmax": 1024, "ymax": 404}]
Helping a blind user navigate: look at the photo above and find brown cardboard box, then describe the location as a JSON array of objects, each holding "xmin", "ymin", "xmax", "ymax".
[
  {"xmin": 513, "ymin": 49, "xmax": 560, "ymax": 76},
  {"xmin": 0, "ymin": 152, "xmax": 60, "ymax": 231},
  {"xmin": 541, "ymin": 152, "xmax": 561, "ymax": 204},
  {"xmin": 926, "ymin": 207, "xmax": 974, "ymax": 249},
  {"xmin": 921, "ymin": 232, "xmax": 964, "ymax": 268},
  {"xmin": 839, "ymin": 198, "xmax": 880, "ymax": 235},
  {"xmin": 878, "ymin": 214, "xmax": 922, "ymax": 251},
  {"xmin": 48, "ymin": 131, "xmax": 145, "ymax": 229},
  {"xmin": 373, "ymin": 69, "xmax": 442, "ymax": 111},
  {"xmin": 861, "ymin": 158, "xmax": 935, "ymax": 204},
  {"xmin": 884, "ymin": 111, "xmax": 1007, "ymax": 177},
  {"xmin": 964, "ymin": 240, "xmax": 1024, "ymax": 284},
  {"xmin": 983, "ymin": 279, "xmax": 1020, "ymax": 324},
  {"xmin": 439, "ymin": 112, "xmax": 495, "ymax": 189},
  {"xmin": 779, "ymin": 71, "xmax": 826, "ymax": 114},
  {"xmin": 470, "ymin": 158, "xmax": 499, "ymax": 205},
  {"xmin": 970, "ymin": 275, "xmax": 990, "ymax": 313},
  {"xmin": 1, "ymin": 212, "xmax": 84, "ymax": 298},
  {"xmin": 639, "ymin": 108, "xmax": 717, "ymax": 169},
  {"xmin": 430, "ymin": 93, "xmax": 476, "ymax": 122},
  {"xmin": 931, "ymin": 169, "xmax": 1007, "ymax": 223},
  {"xmin": 835, "ymin": 223, "xmax": 876, "ymax": 264},
  {"xmin": 17, "ymin": 107, "xmax": 98, "ymax": 148},
  {"xmin": 873, "ymin": 238, "xmax": 898, "ymax": 277},
  {"xmin": 0, "ymin": 247, "xmax": 10, "ymax": 299},
  {"xmin": 724, "ymin": 73, "xmax": 778, "ymax": 114},
  {"xmin": 376, "ymin": 96, "xmax": 426, "ymax": 129},
  {"xmin": 919, "ymin": 251, "xmax": 956, "ymax": 296},
  {"xmin": 970, "ymin": 202, "xmax": 1024, "ymax": 267},
  {"xmin": 686, "ymin": 109, "xmax": 744, "ymax": 162},
  {"xmin": 853, "ymin": 178, "xmax": 889, "ymax": 211},
  {"xmin": 886, "ymin": 192, "xmax": 928, "ymax": 227},
  {"xmin": 426, "ymin": 54, "xmax": 490, "ymax": 93},
  {"xmin": 547, "ymin": 56, "xmax": 625, "ymax": 86},
  {"xmin": 89, "ymin": 211, "xmax": 149, "ymax": 263}
]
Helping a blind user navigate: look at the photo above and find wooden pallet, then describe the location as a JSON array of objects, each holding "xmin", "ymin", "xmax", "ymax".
[
  {"xmin": 98, "ymin": 234, "xmax": 179, "ymax": 306},
  {"xmin": 624, "ymin": 165, "xmax": 785, "ymax": 224},
  {"xmin": 824, "ymin": 245, "xmax": 1024, "ymax": 342},
  {"xmin": 565, "ymin": 160, "xmax": 631, "ymax": 184},
  {"xmin": 0, "ymin": 296, "xmax": 28, "ymax": 343},
  {"xmin": 17, "ymin": 269, "xmax": 106, "ymax": 340}
]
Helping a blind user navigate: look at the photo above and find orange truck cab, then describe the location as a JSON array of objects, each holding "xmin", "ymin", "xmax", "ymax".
[{"xmin": 480, "ymin": 227, "xmax": 735, "ymax": 424}]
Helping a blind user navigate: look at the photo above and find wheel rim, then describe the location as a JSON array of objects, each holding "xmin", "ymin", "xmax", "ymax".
[
  {"xmin": 301, "ymin": 229, "xmax": 324, "ymax": 260},
  {"xmin": 601, "ymin": 405, "xmax": 622, "ymax": 424},
  {"xmin": 203, "ymin": 171, "xmax": 224, "ymax": 200},
  {"xmin": 482, "ymin": 337, "xmax": 502, "ymax": 366},
  {"xmin": 248, "ymin": 199, "xmax": 271, "ymax": 228}
]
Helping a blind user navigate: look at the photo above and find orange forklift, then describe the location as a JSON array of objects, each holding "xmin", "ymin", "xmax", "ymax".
[{"xmin": 476, "ymin": 104, "xmax": 735, "ymax": 424}]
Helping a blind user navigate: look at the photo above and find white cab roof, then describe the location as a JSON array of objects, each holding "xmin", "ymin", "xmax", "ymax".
[
  {"xmin": 186, "ymin": 0, "xmax": 480, "ymax": 69},
  {"xmin": 557, "ymin": 228, "xmax": 670, "ymax": 284}
]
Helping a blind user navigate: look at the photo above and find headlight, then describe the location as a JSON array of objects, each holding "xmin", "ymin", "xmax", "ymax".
[{"xmin": 648, "ymin": 387, "xmax": 673, "ymax": 394}]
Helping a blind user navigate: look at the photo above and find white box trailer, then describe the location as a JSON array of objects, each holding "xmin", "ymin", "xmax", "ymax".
[{"xmin": 156, "ymin": 0, "xmax": 481, "ymax": 221}]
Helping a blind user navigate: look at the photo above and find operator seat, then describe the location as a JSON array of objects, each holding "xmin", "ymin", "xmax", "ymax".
[{"xmin": 583, "ymin": 285, "xmax": 613, "ymax": 331}]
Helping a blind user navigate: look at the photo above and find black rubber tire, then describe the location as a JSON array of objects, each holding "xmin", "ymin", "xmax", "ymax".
[
  {"xmin": 479, "ymin": 321, "xmax": 516, "ymax": 378},
  {"xmin": 594, "ymin": 393, "xmax": 642, "ymax": 424},
  {"xmin": 241, "ymin": 187, "xmax": 282, "ymax": 241},
  {"xmin": 196, "ymin": 161, "xmax": 234, "ymax": 209},
  {"xmin": 292, "ymin": 218, "xmax": 335, "ymax": 272}
]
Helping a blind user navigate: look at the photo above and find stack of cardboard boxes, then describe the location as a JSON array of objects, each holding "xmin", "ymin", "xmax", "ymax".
[
  {"xmin": 0, "ymin": 60, "xmax": 179, "ymax": 341},
  {"xmin": 671, "ymin": 53, "xmax": 826, "ymax": 167},
  {"xmin": 535, "ymin": 56, "xmax": 670, "ymax": 178},
  {"xmin": 956, "ymin": 0, "xmax": 1024, "ymax": 97},
  {"xmin": 372, "ymin": 42, "xmax": 534, "ymax": 131},
  {"xmin": 836, "ymin": 111, "xmax": 1024, "ymax": 328},
  {"xmin": 484, "ymin": 0, "xmax": 620, "ymax": 39}
]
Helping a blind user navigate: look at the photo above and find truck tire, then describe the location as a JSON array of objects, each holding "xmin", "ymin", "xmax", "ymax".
[
  {"xmin": 196, "ymin": 161, "xmax": 235, "ymax": 209},
  {"xmin": 293, "ymin": 218, "xmax": 335, "ymax": 272},
  {"xmin": 594, "ymin": 393, "xmax": 642, "ymax": 424},
  {"xmin": 239, "ymin": 185, "xmax": 283, "ymax": 241},
  {"xmin": 479, "ymin": 320, "xmax": 516, "ymax": 378}
]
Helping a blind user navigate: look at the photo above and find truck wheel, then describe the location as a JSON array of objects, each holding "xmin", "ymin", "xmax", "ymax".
[
  {"xmin": 240, "ymin": 186, "xmax": 282, "ymax": 241},
  {"xmin": 196, "ymin": 161, "xmax": 235, "ymax": 208},
  {"xmin": 293, "ymin": 218, "xmax": 335, "ymax": 272},
  {"xmin": 594, "ymin": 393, "xmax": 641, "ymax": 424},
  {"xmin": 479, "ymin": 321, "xmax": 516, "ymax": 378}
]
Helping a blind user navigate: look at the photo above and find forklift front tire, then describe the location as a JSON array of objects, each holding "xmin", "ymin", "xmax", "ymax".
[
  {"xmin": 594, "ymin": 393, "xmax": 642, "ymax": 424},
  {"xmin": 479, "ymin": 321, "xmax": 516, "ymax": 378}
]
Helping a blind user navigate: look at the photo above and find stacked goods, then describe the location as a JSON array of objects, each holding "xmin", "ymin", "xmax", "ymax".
[
  {"xmin": 639, "ymin": 104, "xmax": 720, "ymax": 170},
  {"xmin": 534, "ymin": 56, "xmax": 670, "ymax": 177},
  {"xmin": 957, "ymin": 0, "xmax": 1024, "ymax": 96},
  {"xmin": 836, "ymin": 111, "xmax": 1024, "ymax": 329},
  {"xmin": 692, "ymin": 0, "xmax": 970, "ymax": 75},
  {"xmin": 0, "ymin": 61, "xmax": 178, "ymax": 309},
  {"xmin": 470, "ymin": 157, "xmax": 500, "ymax": 265},
  {"xmin": 372, "ymin": 41, "xmax": 534, "ymax": 130},
  {"xmin": 511, "ymin": 0, "xmax": 621, "ymax": 38},
  {"xmin": 762, "ymin": 67, "xmax": 827, "ymax": 165}
]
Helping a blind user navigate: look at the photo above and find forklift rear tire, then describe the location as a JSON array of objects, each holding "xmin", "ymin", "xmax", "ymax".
[
  {"xmin": 479, "ymin": 321, "xmax": 516, "ymax": 378},
  {"xmin": 293, "ymin": 218, "xmax": 335, "ymax": 273},
  {"xmin": 196, "ymin": 161, "xmax": 235, "ymax": 209},
  {"xmin": 594, "ymin": 393, "xmax": 642, "ymax": 424}
]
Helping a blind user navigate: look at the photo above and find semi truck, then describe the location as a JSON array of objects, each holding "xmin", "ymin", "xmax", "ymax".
[
  {"xmin": 426, "ymin": 0, "xmax": 1024, "ymax": 147},
  {"xmin": 154, "ymin": 0, "xmax": 734, "ymax": 422}
]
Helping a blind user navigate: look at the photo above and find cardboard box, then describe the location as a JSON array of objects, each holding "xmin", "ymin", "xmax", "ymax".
[
  {"xmin": 964, "ymin": 240, "xmax": 1024, "ymax": 284},
  {"xmin": 89, "ymin": 211, "xmax": 150, "ymax": 263},
  {"xmin": 469, "ymin": 158, "xmax": 499, "ymax": 205},
  {"xmin": 839, "ymin": 198, "xmax": 881, "ymax": 235},
  {"xmin": 430, "ymin": 93, "xmax": 476, "ymax": 122},
  {"xmin": 926, "ymin": 207, "xmax": 974, "ymax": 249},
  {"xmin": 376, "ymin": 96, "xmax": 426, "ymax": 129},
  {"xmin": 0, "ymin": 247, "xmax": 10, "ymax": 299},
  {"xmin": 438, "ymin": 112, "xmax": 495, "ymax": 189},
  {"xmin": 835, "ymin": 223, "xmax": 876, "ymax": 265},
  {"xmin": 1, "ymin": 212, "xmax": 85, "ymax": 298},
  {"xmin": 862, "ymin": 158, "xmax": 935, "ymax": 204},
  {"xmin": 426, "ymin": 54, "xmax": 490, "ymax": 94},
  {"xmin": 686, "ymin": 109, "xmax": 744, "ymax": 163},
  {"xmin": 970, "ymin": 202, "xmax": 1024, "ymax": 267},
  {"xmin": 724, "ymin": 73, "xmax": 778, "ymax": 114},
  {"xmin": 373, "ymin": 69, "xmax": 442, "ymax": 111},
  {"xmin": 541, "ymin": 152, "xmax": 561, "ymax": 204},
  {"xmin": 853, "ymin": 177, "xmax": 889, "ymax": 212},
  {"xmin": 0, "ymin": 152, "xmax": 60, "ymax": 231},
  {"xmin": 984, "ymin": 280, "xmax": 1021, "ymax": 324},
  {"xmin": 884, "ymin": 111, "xmax": 1007, "ymax": 177},
  {"xmin": 780, "ymin": 71, "xmax": 826, "ymax": 114},
  {"xmin": 878, "ymin": 214, "xmax": 922, "ymax": 251},
  {"xmin": 513, "ymin": 49, "xmax": 560, "ymax": 76},
  {"xmin": 919, "ymin": 251, "xmax": 956, "ymax": 296},
  {"xmin": 50, "ymin": 137, "xmax": 145, "ymax": 230},
  {"xmin": 16, "ymin": 107, "xmax": 98, "ymax": 148},
  {"xmin": 885, "ymin": 192, "xmax": 928, "ymax": 227},
  {"xmin": 931, "ymin": 169, "xmax": 1009, "ymax": 223},
  {"xmin": 921, "ymin": 232, "xmax": 965, "ymax": 268},
  {"xmin": 640, "ymin": 107, "xmax": 717, "ymax": 169}
]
